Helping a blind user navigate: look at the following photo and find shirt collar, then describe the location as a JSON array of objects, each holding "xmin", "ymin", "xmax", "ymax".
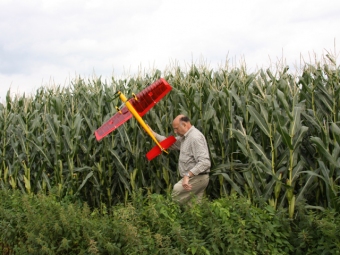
[{"xmin": 183, "ymin": 125, "xmax": 195, "ymax": 138}]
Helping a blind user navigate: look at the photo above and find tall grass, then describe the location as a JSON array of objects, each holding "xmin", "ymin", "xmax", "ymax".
[{"xmin": 0, "ymin": 55, "xmax": 339, "ymax": 217}]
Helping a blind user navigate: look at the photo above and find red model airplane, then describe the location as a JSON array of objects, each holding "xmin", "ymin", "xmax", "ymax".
[{"xmin": 95, "ymin": 78, "xmax": 176, "ymax": 160}]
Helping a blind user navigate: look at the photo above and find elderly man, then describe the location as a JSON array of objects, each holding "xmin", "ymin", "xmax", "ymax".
[{"xmin": 151, "ymin": 115, "xmax": 211, "ymax": 205}]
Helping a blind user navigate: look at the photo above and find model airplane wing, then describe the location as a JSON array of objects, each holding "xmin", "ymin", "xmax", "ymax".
[
  {"xmin": 94, "ymin": 107, "xmax": 132, "ymax": 141},
  {"xmin": 95, "ymin": 78, "xmax": 172, "ymax": 141},
  {"xmin": 130, "ymin": 78, "xmax": 172, "ymax": 117}
]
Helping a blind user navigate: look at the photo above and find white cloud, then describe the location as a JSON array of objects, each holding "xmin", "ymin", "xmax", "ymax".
[{"xmin": 0, "ymin": 0, "xmax": 340, "ymax": 102}]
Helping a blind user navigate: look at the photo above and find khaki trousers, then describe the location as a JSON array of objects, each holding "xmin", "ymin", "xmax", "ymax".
[{"xmin": 171, "ymin": 174, "xmax": 209, "ymax": 205}]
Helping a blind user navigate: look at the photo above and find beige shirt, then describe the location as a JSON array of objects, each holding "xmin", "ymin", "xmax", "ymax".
[{"xmin": 155, "ymin": 126, "xmax": 211, "ymax": 177}]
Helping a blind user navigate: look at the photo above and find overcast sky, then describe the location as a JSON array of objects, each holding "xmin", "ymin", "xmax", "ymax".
[{"xmin": 1, "ymin": 0, "xmax": 339, "ymax": 102}]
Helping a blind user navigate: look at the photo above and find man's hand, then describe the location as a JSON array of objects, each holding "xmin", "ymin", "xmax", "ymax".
[{"xmin": 182, "ymin": 176, "xmax": 192, "ymax": 191}]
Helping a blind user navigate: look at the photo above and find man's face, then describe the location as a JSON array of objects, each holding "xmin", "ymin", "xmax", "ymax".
[{"xmin": 172, "ymin": 121, "xmax": 186, "ymax": 137}]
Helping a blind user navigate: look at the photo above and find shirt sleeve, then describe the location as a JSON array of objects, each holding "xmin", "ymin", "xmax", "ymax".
[{"xmin": 155, "ymin": 133, "xmax": 181, "ymax": 150}]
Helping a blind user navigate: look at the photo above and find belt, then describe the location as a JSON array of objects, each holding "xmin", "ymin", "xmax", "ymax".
[{"xmin": 198, "ymin": 172, "xmax": 209, "ymax": 175}]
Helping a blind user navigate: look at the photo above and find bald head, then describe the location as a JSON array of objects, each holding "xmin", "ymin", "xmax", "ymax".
[{"xmin": 172, "ymin": 115, "xmax": 192, "ymax": 136}]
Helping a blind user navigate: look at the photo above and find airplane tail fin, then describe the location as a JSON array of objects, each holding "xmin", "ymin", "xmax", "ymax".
[{"xmin": 146, "ymin": 136, "xmax": 176, "ymax": 161}]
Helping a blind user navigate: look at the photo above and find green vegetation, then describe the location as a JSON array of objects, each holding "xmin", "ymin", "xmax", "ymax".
[
  {"xmin": 1, "ymin": 56, "xmax": 339, "ymax": 214},
  {"xmin": 0, "ymin": 55, "xmax": 339, "ymax": 253},
  {"xmin": 1, "ymin": 190, "xmax": 339, "ymax": 254}
]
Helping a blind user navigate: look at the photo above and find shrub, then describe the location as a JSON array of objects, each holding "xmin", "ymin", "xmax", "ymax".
[
  {"xmin": 1, "ymin": 189, "xmax": 340, "ymax": 254},
  {"xmin": 291, "ymin": 205, "xmax": 340, "ymax": 255}
]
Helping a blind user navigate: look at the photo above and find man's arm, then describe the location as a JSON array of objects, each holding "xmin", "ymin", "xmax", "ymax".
[{"xmin": 149, "ymin": 126, "xmax": 181, "ymax": 150}]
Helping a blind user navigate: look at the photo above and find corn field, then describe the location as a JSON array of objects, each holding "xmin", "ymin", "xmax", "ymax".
[{"xmin": 0, "ymin": 56, "xmax": 339, "ymax": 218}]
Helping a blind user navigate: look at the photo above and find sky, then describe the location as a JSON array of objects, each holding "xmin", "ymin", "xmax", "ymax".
[{"xmin": 0, "ymin": 0, "xmax": 340, "ymax": 102}]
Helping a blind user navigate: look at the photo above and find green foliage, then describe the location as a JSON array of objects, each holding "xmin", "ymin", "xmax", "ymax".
[
  {"xmin": 0, "ymin": 190, "xmax": 298, "ymax": 254},
  {"xmin": 179, "ymin": 195, "xmax": 293, "ymax": 255},
  {"xmin": 2, "ymin": 190, "xmax": 340, "ymax": 254},
  {"xmin": 0, "ymin": 55, "xmax": 339, "ymax": 218},
  {"xmin": 291, "ymin": 204, "xmax": 340, "ymax": 255}
]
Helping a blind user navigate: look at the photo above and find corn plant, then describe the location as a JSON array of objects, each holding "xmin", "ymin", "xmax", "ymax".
[{"xmin": 0, "ymin": 55, "xmax": 339, "ymax": 217}]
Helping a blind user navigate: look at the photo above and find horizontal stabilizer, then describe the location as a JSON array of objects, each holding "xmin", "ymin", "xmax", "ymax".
[{"xmin": 146, "ymin": 136, "xmax": 176, "ymax": 161}]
